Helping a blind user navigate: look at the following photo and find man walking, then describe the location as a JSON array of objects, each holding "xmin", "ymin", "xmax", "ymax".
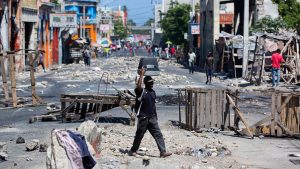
[
  {"xmin": 38, "ymin": 50, "xmax": 46, "ymax": 72},
  {"xmin": 205, "ymin": 52, "xmax": 214, "ymax": 84},
  {"xmin": 271, "ymin": 49, "xmax": 285, "ymax": 87},
  {"xmin": 188, "ymin": 49, "xmax": 196, "ymax": 74},
  {"xmin": 129, "ymin": 68, "xmax": 172, "ymax": 158}
]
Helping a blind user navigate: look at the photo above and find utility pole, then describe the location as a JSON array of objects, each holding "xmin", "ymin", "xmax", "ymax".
[
  {"xmin": 83, "ymin": 6, "xmax": 86, "ymax": 38},
  {"xmin": 197, "ymin": 11, "xmax": 200, "ymax": 48},
  {"xmin": 243, "ymin": 0, "xmax": 249, "ymax": 78}
]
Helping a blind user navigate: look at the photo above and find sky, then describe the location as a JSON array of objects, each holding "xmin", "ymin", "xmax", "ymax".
[{"xmin": 101, "ymin": 0, "xmax": 161, "ymax": 25}]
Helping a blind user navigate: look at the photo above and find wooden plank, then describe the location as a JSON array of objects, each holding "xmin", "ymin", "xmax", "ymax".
[
  {"xmin": 194, "ymin": 92, "xmax": 198, "ymax": 129},
  {"xmin": 8, "ymin": 53, "xmax": 17, "ymax": 107},
  {"xmin": 223, "ymin": 93, "xmax": 230, "ymax": 130},
  {"xmin": 197, "ymin": 92, "xmax": 201, "ymax": 129},
  {"xmin": 75, "ymin": 102, "xmax": 81, "ymax": 114},
  {"xmin": 0, "ymin": 55, "xmax": 9, "ymax": 100},
  {"xmin": 211, "ymin": 90, "xmax": 217, "ymax": 127},
  {"xmin": 290, "ymin": 97, "xmax": 299, "ymax": 133},
  {"xmin": 219, "ymin": 90, "xmax": 225, "ymax": 129},
  {"xmin": 271, "ymin": 93, "xmax": 276, "ymax": 136},
  {"xmin": 199, "ymin": 92, "xmax": 205, "ymax": 128},
  {"xmin": 205, "ymin": 90, "xmax": 212, "ymax": 128},
  {"xmin": 80, "ymin": 103, "xmax": 88, "ymax": 119},
  {"xmin": 216, "ymin": 90, "xmax": 222, "ymax": 128},
  {"xmin": 278, "ymin": 95, "xmax": 293, "ymax": 114},
  {"xmin": 185, "ymin": 89, "xmax": 188, "ymax": 128},
  {"xmin": 276, "ymin": 121, "xmax": 293, "ymax": 136},
  {"xmin": 178, "ymin": 90, "xmax": 182, "ymax": 126},
  {"xmin": 226, "ymin": 94, "xmax": 253, "ymax": 138},
  {"xmin": 294, "ymin": 97, "xmax": 300, "ymax": 133},
  {"xmin": 277, "ymin": 94, "xmax": 283, "ymax": 136},
  {"xmin": 88, "ymin": 103, "xmax": 94, "ymax": 112}
]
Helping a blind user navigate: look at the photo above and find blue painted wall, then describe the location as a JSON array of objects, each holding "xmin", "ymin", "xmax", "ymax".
[{"xmin": 65, "ymin": 5, "xmax": 97, "ymax": 24}]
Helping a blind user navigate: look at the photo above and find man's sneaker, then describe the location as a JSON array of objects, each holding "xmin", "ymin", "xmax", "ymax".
[
  {"xmin": 160, "ymin": 152, "xmax": 172, "ymax": 158},
  {"xmin": 128, "ymin": 150, "xmax": 137, "ymax": 156}
]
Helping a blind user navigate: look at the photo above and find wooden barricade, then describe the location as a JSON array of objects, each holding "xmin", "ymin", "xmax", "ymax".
[
  {"xmin": 274, "ymin": 92, "xmax": 300, "ymax": 137},
  {"xmin": 181, "ymin": 88, "xmax": 229, "ymax": 130},
  {"xmin": 60, "ymin": 92, "xmax": 136, "ymax": 125},
  {"xmin": 239, "ymin": 91, "xmax": 300, "ymax": 138}
]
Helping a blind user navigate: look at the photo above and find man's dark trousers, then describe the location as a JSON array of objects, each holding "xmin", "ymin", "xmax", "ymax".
[{"xmin": 131, "ymin": 116, "xmax": 166, "ymax": 153}]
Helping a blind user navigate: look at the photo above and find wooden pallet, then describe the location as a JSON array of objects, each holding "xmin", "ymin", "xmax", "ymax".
[{"xmin": 178, "ymin": 88, "xmax": 228, "ymax": 130}]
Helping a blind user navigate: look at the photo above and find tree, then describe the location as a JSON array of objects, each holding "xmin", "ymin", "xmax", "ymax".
[
  {"xmin": 272, "ymin": 0, "xmax": 300, "ymax": 33},
  {"xmin": 127, "ymin": 19, "xmax": 136, "ymax": 26},
  {"xmin": 160, "ymin": 3, "xmax": 191, "ymax": 45},
  {"xmin": 113, "ymin": 19, "xmax": 128, "ymax": 39},
  {"xmin": 144, "ymin": 18, "xmax": 154, "ymax": 26},
  {"xmin": 250, "ymin": 15, "xmax": 287, "ymax": 33}
]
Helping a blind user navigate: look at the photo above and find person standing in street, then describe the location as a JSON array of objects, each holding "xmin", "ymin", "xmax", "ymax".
[
  {"xmin": 129, "ymin": 68, "xmax": 172, "ymax": 158},
  {"xmin": 271, "ymin": 49, "xmax": 285, "ymax": 87},
  {"xmin": 38, "ymin": 50, "xmax": 46, "ymax": 72},
  {"xmin": 188, "ymin": 49, "xmax": 196, "ymax": 74},
  {"xmin": 205, "ymin": 52, "xmax": 214, "ymax": 84}
]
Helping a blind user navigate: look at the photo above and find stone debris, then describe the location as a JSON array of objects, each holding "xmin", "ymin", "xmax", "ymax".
[
  {"xmin": 26, "ymin": 139, "xmax": 39, "ymax": 151},
  {"xmin": 39, "ymin": 144, "xmax": 48, "ymax": 152},
  {"xmin": 0, "ymin": 142, "xmax": 7, "ymax": 152},
  {"xmin": 16, "ymin": 136, "xmax": 25, "ymax": 144},
  {"xmin": 0, "ymin": 152, "xmax": 8, "ymax": 161},
  {"xmin": 0, "ymin": 142, "xmax": 8, "ymax": 161},
  {"xmin": 46, "ymin": 103, "xmax": 60, "ymax": 111},
  {"xmin": 187, "ymin": 145, "xmax": 231, "ymax": 159},
  {"xmin": 142, "ymin": 155, "xmax": 150, "ymax": 166},
  {"xmin": 43, "ymin": 57, "xmax": 188, "ymax": 87},
  {"xmin": 26, "ymin": 157, "xmax": 33, "ymax": 161},
  {"xmin": 78, "ymin": 120, "xmax": 102, "ymax": 154},
  {"xmin": 202, "ymin": 159, "xmax": 208, "ymax": 163}
]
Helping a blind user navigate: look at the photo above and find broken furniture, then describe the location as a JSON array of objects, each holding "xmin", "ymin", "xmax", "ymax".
[{"xmin": 60, "ymin": 89, "xmax": 136, "ymax": 125}]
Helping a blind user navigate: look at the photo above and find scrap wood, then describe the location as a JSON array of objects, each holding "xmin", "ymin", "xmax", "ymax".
[
  {"xmin": 276, "ymin": 121, "xmax": 294, "ymax": 136},
  {"xmin": 226, "ymin": 94, "xmax": 254, "ymax": 138},
  {"xmin": 241, "ymin": 116, "xmax": 272, "ymax": 135},
  {"xmin": 29, "ymin": 114, "xmax": 57, "ymax": 123},
  {"xmin": 277, "ymin": 95, "xmax": 293, "ymax": 114}
]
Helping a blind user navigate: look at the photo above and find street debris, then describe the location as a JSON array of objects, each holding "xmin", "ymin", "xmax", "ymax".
[
  {"xmin": 16, "ymin": 137, "xmax": 25, "ymax": 144},
  {"xmin": 39, "ymin": 144, "xmax": 48, "ymax": 152},
  {"xmin": 26, "ymin": 139, "xmax": 39, "ymax": 151},
  {"xmin": 0, "ymin": 142, "xmax": 8, "ymax": 162}
]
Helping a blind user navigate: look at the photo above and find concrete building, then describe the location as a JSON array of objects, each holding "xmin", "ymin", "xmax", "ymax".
[{"xmin": 63, "ymin": 0, "xmax": 100, "ymax": 43}]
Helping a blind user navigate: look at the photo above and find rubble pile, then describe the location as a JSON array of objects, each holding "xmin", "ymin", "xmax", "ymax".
[{"xmin": 44, "ymin": 57, "xmax": 188, "ymax": 87}]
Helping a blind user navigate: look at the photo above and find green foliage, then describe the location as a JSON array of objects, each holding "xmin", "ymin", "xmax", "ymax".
[
  {"xmin": 127, "ymin": 19, "xmax": 136, "ymax": 26},
  {"xmin": 160, "ymin": 4, "xmax": 191, "ymax": 45},
  {"xmin": 272, "ymin": 0, "xmax": 300, "ymax": 30},
  {"xmin": 250, "ymin": 15, "xmax": 287, "ymax": 33},
  {"xmin": 144, "ymin": 18, "xmax": 154, "ymax": 26},
  {"xmin": 113, "ymin": 19, "xmax": 128, "ymax": 39}
]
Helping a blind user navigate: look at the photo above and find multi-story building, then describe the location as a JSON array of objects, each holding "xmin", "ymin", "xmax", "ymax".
[{"xmin": 62, "ymin": 0, "xmax": 99, "ymax": 43}]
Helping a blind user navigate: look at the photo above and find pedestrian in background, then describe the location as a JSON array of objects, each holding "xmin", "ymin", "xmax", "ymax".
[
  {"xmin": 271, "ymin": 49, "xmax": 285, "ymax": 87},
  {"xmin": 188, "ymin": 49, "xmax": 196, "ymax": 74},
  {"xmin": 38, "ymin": 50, "xmax": 46, "ymax": 72},
  {"xmin": 170, "ymin": 46, "xmax": 176, "ymax": 58},
  {"xmin": 205, "ymin": 52, "xmax": 214, "ymax": 84},
  {"xmin": 83, "ymin": 46, "xmax": 91, "ymax": 66},
  {"xmin": 129, "ymin": 68, "xmax": 172, "ymax": 158}
]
